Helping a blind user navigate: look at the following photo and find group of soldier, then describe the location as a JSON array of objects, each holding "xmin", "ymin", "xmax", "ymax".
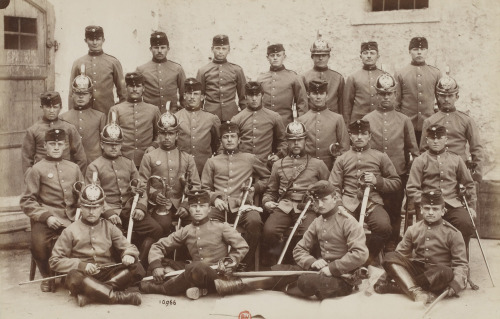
[{"xmin": 18, "ymin": 24, "xmax": 484, "ymax": 308}]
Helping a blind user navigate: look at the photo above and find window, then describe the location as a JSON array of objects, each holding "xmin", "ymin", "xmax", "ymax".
[
  {"xmin": 372, "ymin": 0, "xmax": 429, "ymax": 12},
  {"xmin": 4, "ymin": 16, "xmax": 37, "ymax": 50}
]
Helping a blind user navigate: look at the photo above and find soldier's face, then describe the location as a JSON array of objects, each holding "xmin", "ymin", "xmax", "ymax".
[
  {"xmin": 426, "ymin": 135, "xmax": 447, "ymax": 152},
  {"xmin": 309, "ymin": 91, "xmax": 327, "ymax": 108},
  {"xmin": 221, "ymin": 133, "xmax": 239, "ymax": 151},
  {"xmin": 287, "ymin": 138, "xmax": 306, "ymax": 155},
  {"xmin": 184, "ymin": 91, "xmax": 203, "ymax": 110},
  {"xmin": 81, "ymin": 205, "xmax": 104, "ymax": 224},
  {"xmin": 101, "ymin": 142, "xmax": 122, "ymax": 158},
  {"xmin": 267, "ymin": 52, "xmax": 286, "ymax": 68},
  {"xmin": 150, "ymin": 45, "xmax": 169, "ymax": 60},
  {"xmin": 312, "ymin": 54, "xmax": 330, "ymax": 68},
  {"xmin": 41, "ymin": 103, "xmax": 62, "ymax": 121},
  {"xmin": 436, "ymin": 93, "xmax": 458, "ymax": 110},
  {"xmin": 315, "ymin": 194, "xmax": 337, "ymax": 215},
  {"xmin": 189, "ymin": 203, "xmax": 210, "ymax": 222},
  {"xmin": 360, "ymin": 50, "xmax": 379, "ymax": 66},
  {"xmin": 158, "ymin": 131, "xmax": 178, "ymax": 149},
  {"xmin": 212, "ymin": 45, "xmax": 230, "ymax": 60},
  {"xmin": 247, "ymin": 93, "xmax": 262, "ymax": 110},
  {"xmin": 127, "ymin": 84, "xmax": 144, "ymax": 99},
  {"xmin": 85, "ymin": 37, "xmax": 104, "ymax": 52},
  {"xmin": 73, "ymin": 92, "xmax": 92, "ymax": 107},
  {"xmin": 420, "ymin": 204, "xmax": 444, "ymax": 223},
  {"xmin": 410, "ymin": 48, "xmax": 428, "ymax": 63},
  {"xmin": 44, "ymin": 140, "xmax": 67, "ymax": 159},
  {"xmin": 377, "ymin": 91, "xmax": 396, "ymax": 108},
  {"xmin": 350, "ymin": 131, "xmax": 371, "ymax": 148}
]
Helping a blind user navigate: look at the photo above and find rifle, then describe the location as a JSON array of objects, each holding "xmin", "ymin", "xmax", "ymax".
[
  {"xmin": 127, "ymin": 178, "xmax": 142, "ymax": 243},
  {"xmin": 19, "ymin": 263, "xmax": 122, "ymax": 285}
]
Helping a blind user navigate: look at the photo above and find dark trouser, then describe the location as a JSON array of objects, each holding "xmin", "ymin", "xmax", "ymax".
[
  {"xmin": 210, "ymin": 207, "xmax": 262, "ymax": 270},
  {"xmin": 382, "ymin": 174, "xmax": 408, "ymax": 244},
  {"xmin": 158, "ymin": 261, "xmax": 219, "ymax": 296},
  {"xmin": 443, "ymin": 205, "xmax": 474, "ymax": 248},
  {"xmin": 382, "ymin": 252, "xmax": 453, "ymax": 294},
  {"xmin": 262, "ymin": 208, "xmax": 317, "ymax": 266},
  {"xmin": 31, "ymin": 221, "xmax": 64, "ymax": 277},
  {"xmin": 415, "ymin": 130, "xmax": 422, "ymax": 146},
  {"xmin": 351, "ymin": 204, "xmax": 391, "ymax": 261},
  {"xmin": 151, "ymin": 210, "xmax": 173, "ymax": 236}
]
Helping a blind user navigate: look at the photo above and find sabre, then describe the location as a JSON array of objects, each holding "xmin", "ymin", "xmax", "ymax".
[
  {"xmin": 358, "ymin": 174, "xmax": 373, "ymax": 226},
  {"xmin": 19, "ymin": 263, "xmax": 123, "ymax": 285},
  {"xmin": 403, "ymin": 152, "xmax": 414, "ymax": 232},
  {"xmin": 233, "ymin": 177, "xmax": 253, "ymax": 230},
  {"xmin": 173, "ymin": 171, "xmax": 193, "ymax": 261},
  {"xmin": 423, "ymin": 288, "xmax": 450, "ymax": 318},
  {"xmin": 127, "ymin": 178, "xmax": 141, "ymax": 243}
]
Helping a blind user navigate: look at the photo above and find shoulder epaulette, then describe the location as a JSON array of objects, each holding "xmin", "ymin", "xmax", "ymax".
[
  {"xmin": 329, "ymin": 69, "xmax": 343, "ymax": 77},
  {"xmin": 286, "ymin": 69, "xmax": 298, "ymax": 75},
  {"xmin": 337, "ymin": 205, "xmax": 351, "ymax": 219},
  {"xmin": 457, "ymin": 110, "xmax": 471, "ymax": 117},
  {"xmin": 426, "ymin": 64, "xmax": 440, "ymax": 71},
  {"xmin": 442, "ymin": 220, "xmax": 459, "ymax": 232},
  {"xmin": 168, "ymin": 60, "xmax": 182, "ymax": 67},
  {"xmin": 103, "ymin": 52, "xmax": 119, "ymax": 61}
]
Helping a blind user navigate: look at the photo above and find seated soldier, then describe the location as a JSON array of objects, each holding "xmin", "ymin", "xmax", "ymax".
[
  {"xmin": 20, "ymin": 128, "xmax": 83, "ymax": 292},
  {"xmin": 86, "ymin": 117, "xmax": 163, "ymax": 268},
  {"xmin": 50, "ymin": 183, "xmax": 144, "ymax": 307},
  {"xmin": 138, "ymin": 190, "xmax": 249, "ymax": 299},
  {"xmin": 374, "ymin": 191, "xmax": 468, "ymax": 305}
]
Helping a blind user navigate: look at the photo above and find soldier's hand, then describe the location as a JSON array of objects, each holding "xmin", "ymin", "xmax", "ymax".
[
  {"xmin": 152, "ymin": 268, "xmax": 165, "ymax": 284},
  {"xmin": 155, "ymin": 193, "xmax": 169, "ymax": 206},
  {"xmin": 458, "ymin": 184, "xmax": 467, "ymax": 197},
  {"xmin": 319, "ymin": 266, "xmax": 332, "ymax": 277},
  {"xmin": 214, "ymin": 198, "xmax": 228, "ymax": 212},
  {"xmin": 311, "ymin": 259, "xmax": 328, "ymax": 270},
  {"xmin": 264, "ymin": 201, "xmax": 278, "ymax": 211},
  {"xmin": 132, "ymin": 209, "xmax": 145, "ymax": 221},
  {"xmin": 85, "ymin": 263, "xmax": 99, "ymax": 275},
  {"xmin": 107, "ymin": 214, "xmax": 122, "ymax": 225},
  {"xmin": 176, "ymin": 207, "xmax": 189, "ymax": 219},
  {"xmin": 362, "ymin": 172, "xmax": 376, "ymax": 185},
  {"xmin": 122, "ymin": 255, "xmax": 135, "ymax": 266},
  {"xmin": 46, "ymin": 216, "xmax": 64, "ymax": 230},
  {"xmin": 268, "ymin": 154, "xmax": 279, "ymax": 162}
]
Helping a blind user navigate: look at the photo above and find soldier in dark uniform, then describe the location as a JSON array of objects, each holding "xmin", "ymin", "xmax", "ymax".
[
  {"xmin": 420, "ymin": 76, "xmax": 484, "ymax": 182},
  {"xmin": 136, "ymin": 31, "xmax": 186, "ymax": 113},
  {"xmin": 69, "ymin": 26, "xmax": 126, "ymax": 114},
  {"xmin": 362, "ymin": 74, "xmax": 419, "ymax": 250},
  {"xmin": 329, "ymin": 119, "xmax": 401, "ymax": 265},
  {"xmin": 257, "ymin": 44, "xmax": 308, "ymax": 126},
  {"xmin": 343, "ymin": 41, "xmax": 385, "ymax": 125},
  {"xmin": 201, "ymin": 121, "xmax": 270, "ymax": 270},
  {"xmin": 196, "ymin": 34, "xmax": 247, "ymax": 121},
  {"xmin": 394, "ymin": 37, "xmax": 441, "ymax": 144},
  {"xmin": 85, "ymin": 121, "xmax": 163, "ymax": 268},
  {"xmin": 138, "ymin": 112, "xmax": 201, "ymax": 235},
  {"xmin": 230, "ymin": 81, "xmax": 288, "ymax": 165},
  {"xmin": 60, "ymin": 67, "xmax": 106, "ymax": 164},
  {"xmin": 262, "ymin": 121, "xmax": 330, "ymax": 266},
  {"xmin": 21, "ymin": 92, "xmax": 87, "ymax": 174},
  {"xmin": 109, "ymin": 72, "xmax": 161, "ymax": 167},
  {"xmin": 138, "ymin": 190, "xmax": 249, "ymax": 300},
  {"xmin": 375, "ymin": 191, "xmax": 468, "ymax": 305},
  {"xmin": 20, "ymin": 129, "xmax": 84, "ymax": 292},
  {"xmin": 302, "ymin": 35, "xmax": 344, "ymax": 114},
  {"xmin": 298, "ymin": 80, "xmax": 350, "ymax": 170},
  {"xmin": 175, "ymin": 78, "xmax": 221, "ymax": 176},
  {"xmin": 407, "ymin": 124, "xmax": 475, "ymax": 248},
  {"xmin": 50, "ymin": 183, "xmax": 144, "ymax": 307}
]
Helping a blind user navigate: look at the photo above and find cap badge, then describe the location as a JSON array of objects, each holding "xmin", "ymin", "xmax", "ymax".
[
  {"xmin": 287, "ymin": 121, "xmax": 304, "ymax": 134},
  {"xmin": 91, "ymin": 28, "xmax": 96, "ymax": 32},
  {"xmin": 106, "ymin": 124, "xmax": 121, "ymax": 139}
]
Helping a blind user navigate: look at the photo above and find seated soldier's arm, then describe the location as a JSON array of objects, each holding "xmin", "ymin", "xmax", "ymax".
[
  {"xmin": 49, "ymin": 228, "xmax": 84, "ymax": 273},
  {"xmin": 293, "ymin": 221, "xmax": 319, "ymax": 270},
  {"xmin": 448, "ymin": 231, "xmax": 469, "ymax": 296},
  {"xmin": 222, "ymin": 224, "xmax": 249, "ymax": 266}
]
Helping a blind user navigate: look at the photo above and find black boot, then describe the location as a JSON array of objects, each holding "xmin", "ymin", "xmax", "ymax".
[
  {"xmin": 139, "ymin": 281, "xmax": 166, "ymax": 295},
  {"xmin": 374, "ymin": 278, "xmax": 403, "ymax": 294},
  {"xmin": 139, "ymin": 237, "xmax": 156, "ymax": 269},
  {"xmin": 214, "ymin": 277, "xmax": 277, "ymax": 296},
  {"xmin": 386, "ymin": 264, "xmax": 429, "ymax": 304},
  {"xmin": 284, "ymin": 282, "xmax": 309, "ymax": 298},
  {"xmin": 104, "ymin": 269, "xmax": 134, "ymax": 291},
  {"xmin": 79, "ymin": 277, "xmax": 141, "ymax": 306}
]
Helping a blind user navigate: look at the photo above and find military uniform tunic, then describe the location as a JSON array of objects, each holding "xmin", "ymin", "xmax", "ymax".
[
  {"xmin": 196, "ymin": 60, "xmax": 247, "ymax": 121},
  {"xmin": 302, "ymin": 67, "xmax": 344, "ymax": 114},
  {"xmin": 69, "ymin": 51, "xmax": 126, "ymax": 114},
  {"xmin": 136, "ymin": 59, "xmax": 186, "ymax": 113}
]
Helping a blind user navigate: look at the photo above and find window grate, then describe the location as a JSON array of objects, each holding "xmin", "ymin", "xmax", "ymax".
[
  {"xmin": 4, "ymin": 16, "xmax": 37, "ymax": 50},
  {"xmin": 372, "ymin": 0, "xmax": 429, "ymax": 12}
]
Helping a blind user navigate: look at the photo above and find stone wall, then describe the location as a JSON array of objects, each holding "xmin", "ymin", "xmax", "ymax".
[{"xmin": 50, "ymin": 0, "xmax": 500, "ymax": 174}]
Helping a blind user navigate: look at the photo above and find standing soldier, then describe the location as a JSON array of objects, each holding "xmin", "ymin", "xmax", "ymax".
[
  {"xmin": 257, "ymin": 44, "xmax": 308, "ymax": 126},
  {"xmin": 302, "ymin": 34, "xmax": 344, "ymax": 114},
  {"xmin": 298, "ymin": 80, "xmax": 350, "ymax": 170},
  {"xmin": 196, "ymin": 34, "xmax": 247, "ymax": 121},
  {"xmin": 69, "ymin": 26, "xmax": 126, "ymax": 114},
  {"xmin": 343, "ymin": 41, "xmax": 385, "ymax": 125},
  {"xmin": 136, "ymin": 31, "xmax": 186, "ymax": 113},
  {"xmin": 176, "ymin": 78, "xmax": 221, "ymax": 176},
  {"xmin": 109, "ymin": 72, "xmax": 161, "ymax": 168},
  {"xmin": 138, "ymin": 112, "xmax": 201, "ymax": 235},
  {"xmin": 20, "ymin": 129, "xmax": 83, "ymax": 292},
  {"xmin": 420, "ymin": 76, "xmax": 484, "ymax": 182},
  {"xmin": 22, "ymin": 92, "xmax": 87, "ymax": 174},
  {"xmin": 201, "ymin": 121, "xmax": 270, "ymax": 270},
  {"xmin": 60, "ymin": 67, "xmax": 106, "ymax": 165},
  {"xmin": 230, "ymin": 81, "xmax": 288, "ymax": 165},
  {"xmin": 329, "ymin": 119, "xmax": 401, "ymax": 265},
  {"xmin": 262, "ymin": 121, "xmax": 330, "ymax": 266},
  {"xmin": 362, "ymin": 74, "xmax": 419, "ymax": 250},
  {"xmin": 395, "ymin": 37, "xmax": 441, "ymax": 144}
]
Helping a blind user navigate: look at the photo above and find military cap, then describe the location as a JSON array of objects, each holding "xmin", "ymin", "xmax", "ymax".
[
  {"xmin": 308, "ymin": 181, "xmax": 335, "ymax": 199},
  {"xmin": 421, "ymin": 190, "xmax": 444, "ymax": 206},
  {"xmin": 101, "ymin": 122, "xmax": 124, "ymax": 144},
  {"xmin": 426, "ymin": 124, "xmax": 447, "ymax": 139},
  {"xmin": 187, "ymin": 190, "xmax": 211, "ymax": 205},
  {"xmin": 45, "ymin": 129, "xmax": 66, "ymax": 142},
  {"xmin": 85, "ymin": 25, "xmax": 104, "ymax": 39},
  {"xmin": 360, "ymin": 41, "xmax": 378, "ymax": 53},
  {"xmin": 375, "ymin": 73, "xmax": 397, "ymax": 93},
  {"xmin": 348, "ymin": 119, "xmax": 370, "ymax": 134},
  {"xmin": 436, "ymin": 75, "xmax": 459, "ymax": 95},
  {"xmin": 158, "ymin": 112, "xmax": 179, "ymax": 133},
  {"xmin": 285, "ymin": 121, "xmax": 307, "ymax": 140},
  {"xmin": 220, "ymin": 121, "xmax": 240, "ymax": 137},
  {"xmin": 125, "ymin": 72, "xmax": 144, "ymax": 86},
  {"xmin": 150, "ymin": 31, "xmax": 169, "ymax": 47},
  {"xmin": 184, "ymin": 77, "xmax": 202, "ymax": 93},
  {"xmin": 40, "ymin": 91, "xmax": 62, "ymax": 106},
  {"xmin": 409, "ymin": 37, "xmax": 428, "ymax": 50},
  {"xmin": 308, "ymin": 80, "xmax": 328, "ymax": 94},
  {"xmin": 310, "ymin": 38, "xmax": 331, "ymax": 55},
  {"xmin": 212, "ymin": 34, "xmax": 229, "ymax": 46},
  {"xmin": 267, "ymin": 43, "xmax": 285, "ymax": 55},
  {"xmin": 245, "ymin": 81, "xmax": 263, "ymax": 95},
  {"xmin": 80, "ymin": 183, "xmax": 105, "ymax": 207}
]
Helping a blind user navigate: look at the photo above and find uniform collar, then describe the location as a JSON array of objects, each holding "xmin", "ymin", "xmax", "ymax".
[
  {"xmin": 423, "ymin": 218, "xmax": 443, "ymax": 227},
  {"xmin": 441, "ymin": 106, "xmax": 456, "ymax": 113},
  {"xmin": 321, "ymin": 206, "xmax": 338, "ymax": 219},
  {"xmin": 81, "ymin": 218, "xmax": 101, "ymax": 227},
  {"xmin": 185, "ymin": 105, "xmax": 202, "ymax": 112},
  {"xmin": 270, "ymin": 65, "xmax": 286, "ymax": 72},
  {"xmin": 88, "ymin": 50, "xmax": 104, "ymax": 56},
  {"xmin": 309, "ymin": 104, "xmax": 327, "ymax": 112},
  {"xmin": 192, "ymin": 217, "xmax": 210, "ymax": 226},
  {"xmin": 363, "ymin": 64, "xmax": 377, "ymax": 71},
  {"xmin": 376, "ymin": 105, "xmax": 395, "ymax": 112},
  {"xmin": 289, "ymin": 152, "xmax": 306, "ymax": 159},
  {"xmin": 153, "ymin": 57, "xmax": 167, "ymax": 63},
  {"xmin": 213, "ymin": 58, "xmax": 227, "ymax": 64},
  {"xmin": 103, "ymin": 153, "xmax": 120, "ymax": 160},
  {"xmin": 313, "ymin": 65, "xmax": 328, "ymax": 72},
  {"xmin": 247, "ymin": 104, "xmax": 263, "ymax": 111},
  {"xmin": 352, "ymin": 144, "xmax": 370, "ymax": 152},
  {"xmin": 428, "ymin": 148, "xmax": 446, "ymax": 155},
  {"xmin": 224, "ymin": 149, "xmax": 239, "ymax": 155},
  {"xmin": 42, "ymin": 117, "xmax": 60, "ymax": 124},
  {"xmin": 160, "ymin": 144, "xmax": 177, "ymax": 151},
  {"xmin": 127, "ymin": 97, "xmax": 142, "ymax": 103},
  {"xmin": 45, "ymin": 155, "xmax": 63, "ymax": 162},
  {"xmin": 74, "ymin": 103, "xmax": 92, "ymax": 111},
  {"xmin": 411, "ymin": 60, "xmax": 426, "ymax": 66}
]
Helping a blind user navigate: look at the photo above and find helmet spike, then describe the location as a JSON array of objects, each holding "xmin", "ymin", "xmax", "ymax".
[{"xmin": 80, "ymin": 64, "xmax": 86, "ymax": 76}]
